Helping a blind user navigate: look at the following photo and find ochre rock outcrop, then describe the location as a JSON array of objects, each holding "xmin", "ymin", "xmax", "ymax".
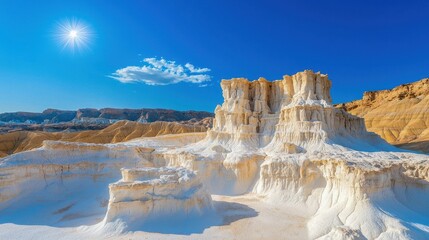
[
  {"xmin": 0, "ymin": 121, "xmax": 207, "ymax": 157},
  {"xmin": 337, "ymin": 78, "xmax": 429, "ymax": 152}
]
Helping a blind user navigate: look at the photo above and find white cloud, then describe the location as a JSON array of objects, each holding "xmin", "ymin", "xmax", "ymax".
[
  {"xmin": 109, "ymin": 57, "xmax": 211, "ymax": 86},
  {"xmin": 184, "ymin": 63, "xmax": 210, "ymax": 73}
]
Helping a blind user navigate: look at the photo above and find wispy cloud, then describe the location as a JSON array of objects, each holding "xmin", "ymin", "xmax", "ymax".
[{"xmin": 109, "ymin": 57, "xmax": 211, "ymax": 86}]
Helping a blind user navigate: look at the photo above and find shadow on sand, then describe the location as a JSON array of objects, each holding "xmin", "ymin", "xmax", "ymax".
[
  {"xmin": 0, "ymin": 198, "xmax": 258, "ymax": 236},
  {"xmin": 123, "ymin": 200, "xmax": 259, "ymax": 235}
]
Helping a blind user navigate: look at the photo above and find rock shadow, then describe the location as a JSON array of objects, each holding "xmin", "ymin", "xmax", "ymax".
[
  {"xmin": 329, "ymin": 135, "xmax": 409, "ymax": 153},
  {"xmin": 126, "ymin": 200, "xmax": 258, "ymax": 235},
  {"xmin": 214, "ymin": 200, "xmax": 259, "ymax": 226},
  {"xmin": 395, "ymin": 141, "xmax": 429, "ymax": 154},
  {"xmin": 0, "ymin": 177, "xmax": 112, "ymax": 228}
]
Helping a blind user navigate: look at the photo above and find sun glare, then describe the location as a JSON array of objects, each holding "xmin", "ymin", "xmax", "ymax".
[
  {"xmin": 69, "ymin": 30, "xmax": 78, "ymax": 39},
  {"xmin": 56, "ymin": 18, "xmax": 91, "ymax": 52}
]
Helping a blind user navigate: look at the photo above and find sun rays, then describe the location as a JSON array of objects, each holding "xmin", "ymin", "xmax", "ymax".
[{"xmin": 55, "ymin": 18, "xmax": 91, "ymax": 53}]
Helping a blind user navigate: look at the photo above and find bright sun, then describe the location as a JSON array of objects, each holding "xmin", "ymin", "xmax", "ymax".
[
  {"xmin": 69, "ymin": 30, "xmax": 78, "ymax": 39},
  {"xmin": 56, "ymin": 18, "xmax": 91, "ymax": 52}
]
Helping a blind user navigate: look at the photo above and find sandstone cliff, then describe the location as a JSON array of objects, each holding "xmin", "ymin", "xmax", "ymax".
[{"xmin": 337, "ymin": 78, "xmax": 429, "ymax": 152}]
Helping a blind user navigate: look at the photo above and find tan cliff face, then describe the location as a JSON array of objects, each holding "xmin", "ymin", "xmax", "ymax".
[{"xmin": 337, "ymin": 78, "xmax": 429, "ymax": 152}]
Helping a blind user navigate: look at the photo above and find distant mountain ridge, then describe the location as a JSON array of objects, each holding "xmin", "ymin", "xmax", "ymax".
[
  {"xmin": 0, "ymin": 120, "xmax": 209, "ymax": 157},
  {"xmin": 0, "ymin": 108, "xmax": 214, "ymax": 124}
]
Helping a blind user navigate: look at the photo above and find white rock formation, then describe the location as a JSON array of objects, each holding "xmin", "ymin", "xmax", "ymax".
[
  {"xmin": 0, "ymin": 141, "xmax": 153, "ymax": 226},
  {"xmin": 156, "ymin": 71, "xmax": 394, "ymax": 195},
  {"xmin": 206, "ymin": 70, "xmax": 385, "ymax": 152},
  {"xmin": 0, "ymin": 132, "xmax": 212, "ymax": 232},
  {"xmin": 100, "ymin": 167, "xmax": 212, "ymax": 232}
]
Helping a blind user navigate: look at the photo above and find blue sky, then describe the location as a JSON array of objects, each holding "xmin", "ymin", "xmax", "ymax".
[{"xmin": 0, "ymin": 0, "xmax": 428, "ymax": 113}]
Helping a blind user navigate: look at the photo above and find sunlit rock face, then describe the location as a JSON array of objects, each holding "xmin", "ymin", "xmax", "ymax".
[
  {"xmin": 101, "ymin": 167, "xmax": 213, "ymax": 232},
  {"xmin": 159, "ymin": 70, "xmax": 390, "ymax": 194},
  {"xmin": 205, "ymin": 70, "xmax": 375, "ymax": 154},
  {"xmin": 337, "ymin": 78, "xmax": 429, "ymax": 153},
  {"xmin": 0, "ymin": 141, "xmax": 154, "ymax": 227}
]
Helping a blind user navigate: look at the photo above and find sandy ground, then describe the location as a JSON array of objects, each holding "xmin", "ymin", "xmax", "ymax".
[{"xmin": 0, "ymin": 194, "xmax": 308, "ymax": 240}]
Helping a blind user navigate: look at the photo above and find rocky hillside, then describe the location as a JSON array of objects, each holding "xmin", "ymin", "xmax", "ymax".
[
  {"xmin": 336, "ymin": 78, "xmax": 429, "ymax": 152},
  {"xmin": 0, "ymin": 108, "xmax": 213, "ymax": 124},
  {"xmin": 0, "ymin": 120, "xmax": 208, "ymax": 157}
]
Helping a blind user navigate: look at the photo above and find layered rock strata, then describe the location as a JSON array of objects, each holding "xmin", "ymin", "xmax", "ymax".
[
  {"xmin": 337, "ymin": 78, "xmax": 429, "ymax": 152},
  {"xmin": 102, "ymin": 167, "xmax": 212, "ymax": 231},
  {"xmin": 208, "ymin": 71, "xmax": 374, "ymax": 151},
  {"xmin": 0, "ymin": 140, "xmax": 154, "ymax": 226},
  {"xmin": 158, "ymin": 71, "xmax": 392, "ymax": 194}
]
